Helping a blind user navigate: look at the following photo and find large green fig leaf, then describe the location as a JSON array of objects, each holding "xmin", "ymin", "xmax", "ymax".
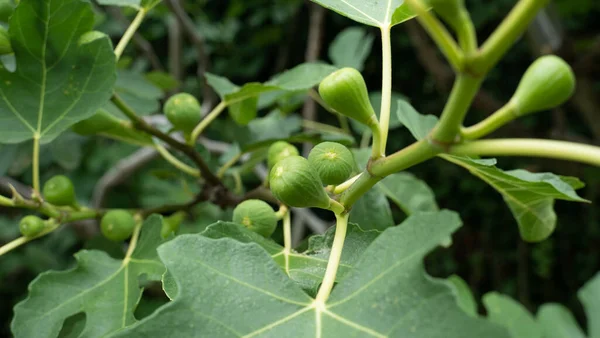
[
  {"xmin": 537, "ymin": 304, "xmax": 586, "ymax": 338},
  {"xmin": 396, "ymin": 99, "xmax": 588, "ymax": 242},
  {"xmin": 11, "ymin": 216, "xmax": 169, "ymax": 338},
  {"xmin": 329, "ymin": 27, "xmax": 374, "ymax": 72},
  {"xmin": 377, "ymin": 172, "xmax": 439, "ymax": 214},
  {"xmin": 96, "ymin": 0, "xmax": 161, "ymax": 10},
  {"xmin": 0, "ymin": 0, "xmax": 116, "ymax": 145},
  {"xmin": 483, "ymin": 293, "xmax": 543, "ymax": 338},
  {"xmin": 115, "ymin": 211, "xmax": 509, "ymax": 337},
  {"xmin": 311, "ymin": 0, "xmax": 422, "ymax": 28},
  {"xmin": 579, "ymin": 272, "xmax": 600, "ymax": 338}
]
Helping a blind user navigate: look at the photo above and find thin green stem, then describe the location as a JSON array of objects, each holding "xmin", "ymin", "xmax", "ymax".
[
  {"xmin": 155, "ymin": 143, "xmax": 201, "ymax": 177},
  {"xmin": 0, "ymin": 221, "xmax": 60, "ymax": 257},
  {"xmin": 339, "ymin": 173, "xmax": 381, "ymax": 209},
  {"xmin": 122, "ymin": 218, "xmax": 143, "ymax": 265},
  {"xmin": 431, "ymin": 75, "xmax": 482, "ymax": 143},
  {"xmin": 114, "ymin": 9, "xmax": 147, "ymax": 60},
  {"xmin": 450, "ymin": 139, "xmax": 600, "ymax": 167},
  {"xmin": 189, "ymin": 102, "xmax": 228, "ymax": 145},
  {"xmin": 282, "ymin": 210, "xmax": 292, "ymax": 275},
  {"xmin": 302, "ymin": 120, "xmax": 349, "ymax": 136},
  {"xmin": 0, "ymin": 195, "xmax": 14, "ymax": 207},
  {"xmin": 333, "ymin": 173, "xmax": 362, "ymax": 195},
  {"xmin": 404, "ymin": 0, "xmax": 464, "ymax": 71},
  {"xmin": 32, "ymin": 134, "xmax": 40, "ymax": 192},
  {"xmin": 315, "ymin": 212, "xmax": 349, "ymax": 304},
  {"xmin": 455, "ymin": 10, "xmax": 478, "ymax": 53},
  {"xmin": 370, "ymin": 122, "xmax": 384, "ymax": 160},
  {"xmin": 217, "ymin": 152, "xmax": 243, "ymax": 179},
  {"xmin": 371, "ymin": 138, "xmax": 441, "ymax": 177},
  {"xmin": 460, "ymin": 102, "xmax": 516, "ymax": 140},
  {"xmin": 378, "ymin": 27, "xmax": 393, "ymax": 156},
  {"xmin": 473, "ymin": 0, "xmax": 549, "ymax": 74}
]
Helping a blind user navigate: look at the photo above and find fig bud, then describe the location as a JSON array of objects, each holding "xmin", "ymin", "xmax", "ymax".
[
  {"xmin": 19, "ymin": 215, "xmax": 46, "ymax": 238},
  {"xmin": 101, "ymin": 210, "xmax": 136, "ymax": 242},
  {"xmin": 511, "ymin": 55, "xmax": 575, "ymax": 116},
  {"xmin": 42, "ymin": 175, "xmax": 76, "ymax": 207},
  {"xmin": 267, "ymin": 141, "xmax": 299, "ymax": 169},
  {"xmin": 164, "ymin": 93, "xmax": 202, "ymax": 133},
  {"xmin": 269, "ymin": 156, "xmax": 331, "ymax": 209},
  {"xmin": 232, "ymin": 199, "xmax": 278, "ymax": 238},
  {"xmin": 319, "ymin": 68, "xmax": 378, "ymax": 128},
  {"xmin": 308, "ymin": 142, "xmax": 355, "ymax": 185}
]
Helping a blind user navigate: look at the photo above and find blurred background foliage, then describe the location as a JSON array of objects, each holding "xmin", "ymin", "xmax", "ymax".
[{"xmin": 1, "ymin": 0, "xmax": 599, "ymax": 335}]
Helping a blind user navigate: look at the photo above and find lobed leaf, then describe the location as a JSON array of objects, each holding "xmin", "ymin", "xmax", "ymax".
[
  {"xmin": 11, "ymin": 216, "xmax": 169, "ymax": 338},
  {"xmin": 311, "ymin": 0, "xmax": 421, "ymax": 28},
  {"xmin": 0, "ymin": 0, "xmax": 116, "ymax": 145},
  {"xmin": 115, "ymin": 211, "xmax": 509, "ymax": 337},
  {"xmin": 482, "ymin": 292, "xmax": 543, "ymax": 338}
]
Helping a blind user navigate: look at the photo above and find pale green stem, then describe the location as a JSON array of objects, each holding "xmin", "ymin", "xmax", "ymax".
[
  {"xmin": 455, "ymin": 9, "xmax": 478, "ymax": 53},
  {"xmin": 189, "ymin": 102, "xmax": 228, "ymax": 145},
  {"xmin": 32, "ymin": 134, "xmax": 40, "ymax": 192},
  {"xmin": 315, "ymin": 212, "xmax": 349, "ymax": 303},
  {"xmin": 378, "ymin": 27, "xmax": 393, "ymax": 157},
  {"xmin": 473, "ymin": 0, "xmax": 549, "ymax": 74},
  {"xmin": 450, "ymin": 139, "xmax": 600, "ymax": 167},
  {"xmin": 0, "ymin": 195, "xmax": 14, "ymax": 207},
  {"xmin": 122, "ymin": 218, "xmax": 143, "ymax": 266},
  {"xmin": 370, "ymin": 122, "xmax": 384, "ymax": 160},
  {"xmin": 461, "ymin": 102, "xmax": 516, "ymax": 140},
  {"xmin": 114, "ymin": 9, "xmax": 147, "ymax": 60},
  {"xmin": 333, "ymin": 173, "xmax": 362, "ymax": 195},
  {"xmin": 360, "ymin": 130, "xmax": 372, "ymax": 149},
  {"xmin": 217, "ymin": 152, "xmax": 243, "ymax": 178},
  {"xmin": 282, "ymin": 210, "xmax": 292, "ymax": 275},
  {"xmin": 155, "ymin": 143, "xmax": 201, "ymax": 177},
  {"xmin": 404, "ymin": 0, "xmax": 464, "ymax": 71},
  {"xmin": 431, "ymin": 75, "xmax": 482, "ymax": 143},
  {"xmin": 274, "ymin": 205, "xmax": 289, "ymax": 220},
  {"xmin": 0, "ymin": 222, "xmax": 59, "ymax": 257}
]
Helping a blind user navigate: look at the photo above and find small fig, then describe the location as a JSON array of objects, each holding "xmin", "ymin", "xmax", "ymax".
[
  {"xmin": 267, "ymin": 141, "xmax": 299, "ymax": 168},
  {"xmin": 308, "ymin": 142, "xmax": 355, "ymax": 185},
  {"xmin": 42, "ymin": 175, "xmax": 76, "ymax": 207},
  {"xmin": 0, "ymin": 26, "xmax": 11, "ymax": 55},
  {"xmin": 164, "ymin": 93, "xmax": 202, "ymax": 133},
  {"xmin": 101, "ymin": 210, "xmax": 136, "ymax": 242},
  {"xmin": 319, "ymin": 68, "xmax": 378, "ymax": 127},
  {"xmin": 232, "ymin": 199, "xmax": 278, "ymax": 237},
  {"xmin": 72, "ymin": 109, "xmax": 122, "ymax": 135},
  {"xmin": 19, "ymin": 215, "xmax": 45, "ymax": 238},
  {"xmin": 511, "ymin": 55, "xmax": 575, "ymax": 116},
  {"xmin": 269, "ymin": 156, "xmax": 331, "ymax": 209}
]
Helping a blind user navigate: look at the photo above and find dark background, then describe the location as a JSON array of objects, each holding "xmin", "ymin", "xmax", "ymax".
[{"xmin": 1, "ymin": 0, "xmax": 599, "ymax": 335}]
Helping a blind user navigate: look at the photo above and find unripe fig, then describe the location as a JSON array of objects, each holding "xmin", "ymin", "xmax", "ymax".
[
  {"xmin": 42, "ymin": 175, "xmax": 76, "ymax": 207},
  {"xmin": 267, "ymin": 141, "xmax": 299, "ymax": 168},
  {"xmin": 319, "ymin": 68, "xmax": 378, "ymax": 127},
  {"xmin": 269, "ymin": 156, "xmax": 331, "ymax": 209},
  {"xmin": 19, "ymin": 215, "xmax": 45, "ymax": 238},
  {"xmin": 0, "ymin": 26, "xmax": 12, "ymax": 55},
  {"xmin": 101, "ymin": 210, "xmax": 136, "ymax": 242},
  {"xmin": 232, "ymin": 199, "xmax": 278, "ymax": 237},
  {"xmin": 163, "ymin": 93, "xmax": 202, "ymax": 133},
  {"xmin": 72, "ymin": 109, "xmax": 122, "ymax": 135},
  {"xmin": 161, "ymin": 211, "xmax": 186, "ymax": 238},
  {"xmin": 308, "ymin": 142, "xmax": 355, "ymax": 185},
  {"xmin": 511, "ymin": 55, "xmax": 575, "ymax": 116}
]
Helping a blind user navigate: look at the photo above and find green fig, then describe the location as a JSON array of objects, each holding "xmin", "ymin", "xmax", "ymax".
[
  {"xmin": 511, "ymin": 55, "xmax": 575, "ymax": 116},
  {"xmin": 19, "ymin": 215, "xmax": 45, "ymax": 237},
  {"xmin": 319, "ymin": 68, "xmax": 378, "ymax": 128},
  {"xmin": 42, "ymin": 175, "xmax": 76, "ymax": 207},
  {"xmin": 232, "ymin": 199, "xmax": 278, "ymax": 237},
  {"xmin": 269, "ymin": 156, "xmax": 331, "ymax": 209},
  {"xmin": 164, "ymin": 93, "xmax": 202, "ymax": 133},
  {"xmin": 308, "ymin": 142, "xmax": 355, "ymax": 185},
  {"xmin": 0, "ymin": 26, "xmax": 11, "ymax": 55},
  {"xmin": 267, "ymin": 141, "xmax": 299, "ymax": 168},
  {"xmin": 72, "ymin": 109, "xmax": 122, "ymax": 135},
  {"xmin": 101, "ymin": 210, "xmax": 136, "ymax": 242}
]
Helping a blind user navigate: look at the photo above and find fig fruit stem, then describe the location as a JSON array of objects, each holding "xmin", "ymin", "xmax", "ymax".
[
  {"xmin": 449, "ymin": 139, "xmax": 600, "ymax": 167},
  {"xmin": 189, "ymin": 101, "xmax": 228, "ymax": 145},
  {"xmin": 282, "ymin": 210, "xmax": 292, "ymax": 275},
  {"xmin": 454, "ymin": 9, "xmax": 478, "ymax": 53},
  {"xmin": 333, "ymin": 173, "xmax": 362, "ymax": 195},
  {"xmin": 377, "ymin": 27, "xmax": 392, "ymax": 157},
  {"xmin": 217, "ymin": 152, "xmax": 243, "ymax": 179},
  {"xmin": 32, "ymin": 134, "xmax": 40, "ymax": 193},
  {"xmin": 460, "ymin": 102, "xmax": 516, "ymax": 140},
  {"xmin": 0, "ymin": 220, "xmax": 60, "ymax": 257},
  {"xmin": 471, "ymin": 0, "xmax": 549, "ymax": 75},
  {"xmin": 315, "ymin": 212, "xmax": 349, "ymax": 304},
  {"xmin": 115, "ymin": 8, "xmax": 147, "ymax": 60},
  {"xmin": 155, "ymin": 142, "xmax": 201, "ymax": 177},
  {"xmin": 404, "ymin": 0, "xmax": 464, "ymax": 72}
]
